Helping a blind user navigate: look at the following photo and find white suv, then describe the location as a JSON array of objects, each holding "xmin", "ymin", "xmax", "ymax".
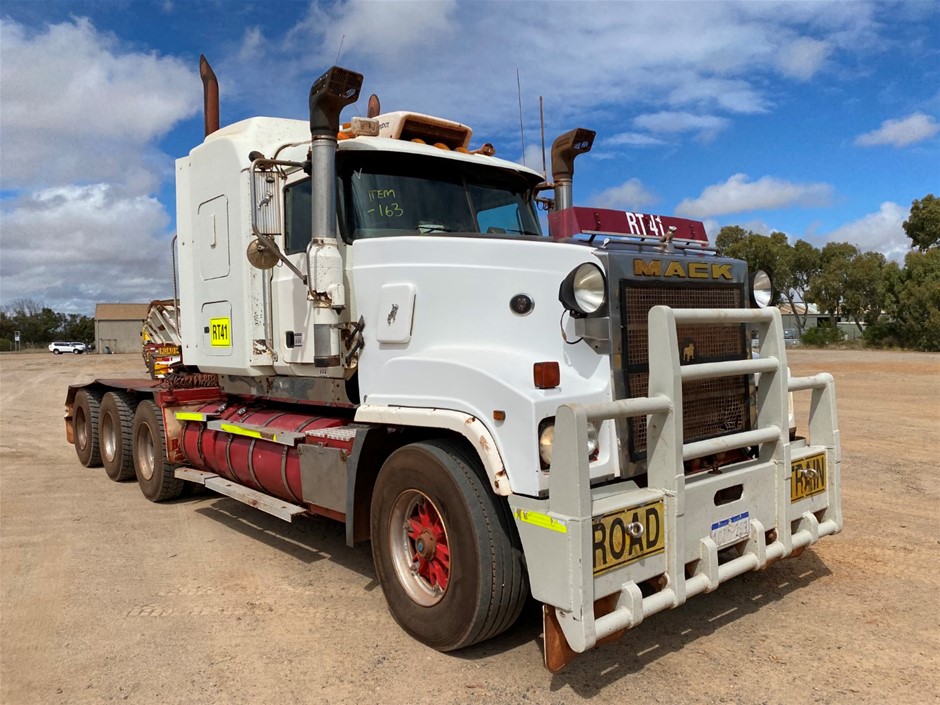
[{"xmin": 49, "ymin": 341, "xmax": 86, "ymax": 355}]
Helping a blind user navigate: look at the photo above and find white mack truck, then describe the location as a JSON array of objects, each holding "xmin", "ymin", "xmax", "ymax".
[{"xmin": 65, "ymin": 59, "xmax": 842, "ymax": 670}]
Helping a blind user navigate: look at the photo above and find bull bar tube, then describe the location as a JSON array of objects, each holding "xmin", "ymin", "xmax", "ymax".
[{"xmin": 509, "ymin": 305, "xmax": 842, "ymax": 669}]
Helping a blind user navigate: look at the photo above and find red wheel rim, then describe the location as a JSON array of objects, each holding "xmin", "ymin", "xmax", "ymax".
[{"xmin": 389, "ymin": 490, "xmax": 450, "ymax": 606}]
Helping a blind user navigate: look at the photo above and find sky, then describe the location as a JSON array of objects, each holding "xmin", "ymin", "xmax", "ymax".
[{"xmin": 1, "ymin": 0, "xmax": 938, "ymax": 315}]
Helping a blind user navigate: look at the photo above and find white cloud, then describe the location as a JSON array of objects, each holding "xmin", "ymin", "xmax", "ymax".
[
  {"xmin": 855, "ymin": 113, "xmax": 940, "ymax": 147},
  {"xmin": 776, "ymin": 38, "xmax": 831, "ymax": 81},
  {"xmin": 0, "ymin": 17, "xmax": 196, "ymax": 313},
  {"xmin": 219, "ymin": 1, "xmax": 882, "ymax": 143},
  {"xmin": 823, "ymin": 202, "xmax": 909, "ymax": 260},
  {"xmin": 0, "ymin": 185, "xmax": 174, "ymax": 313},
  {"xmin": 0, "ymin": 17, "xmax": 199, "ymax": 191},
  {"xmin": 604, "ymin": 132, "xmax": 667, "ymax": 148},
  {"xmin": 676, "ymin": 174, "xmax": 834, "ymax": 218},
  {"xmin": 633, "ymin": 112, "xmax": 730, "ymax": 141},
  {"xmin": 592, "ymin": 178, "xmax": 657, "ymax": 211},
  {"xmin": 666, "ymin": 77, "xmax": 768, "ymax": 114}
]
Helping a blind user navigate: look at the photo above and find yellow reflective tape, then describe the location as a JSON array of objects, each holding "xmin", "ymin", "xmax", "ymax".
[
  {"xmin": 219, "ymin": 423, "xmax": 262, "ymax": 439},
  {"xmin": 515, "ymin": 509, "xmax": 567, "ymax": 534},
  {"xmin": 175, "ymin": 412, "xmax": 206, "ymax": 422}
]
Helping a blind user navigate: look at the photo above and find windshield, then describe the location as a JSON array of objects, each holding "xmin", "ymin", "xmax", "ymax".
[{"xmin": 337, "ymin": 151, "xmax": 542, "ymax": 240}]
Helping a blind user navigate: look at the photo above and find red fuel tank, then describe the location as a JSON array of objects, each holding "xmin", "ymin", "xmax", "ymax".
[{"xmin": 179, "ymin": 403, "xmax": 349, "ymax": 505}]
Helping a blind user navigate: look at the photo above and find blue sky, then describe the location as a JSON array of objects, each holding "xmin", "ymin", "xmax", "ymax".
[{"xmin": 1, "ymin": 0, "xmax": 938, "ymax": 314}]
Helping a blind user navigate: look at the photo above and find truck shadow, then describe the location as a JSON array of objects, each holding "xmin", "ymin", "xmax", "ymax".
[
  {"xmin": 458, "ymin": 550, "xmax": 833, "ymax": 691},
  {"xmin": 188, "ymin": 493, "xmax": 833, "ymax": 690},
  {"xmin": 190, "ymin": 495, "xmax": 379, "ymax": 589}
]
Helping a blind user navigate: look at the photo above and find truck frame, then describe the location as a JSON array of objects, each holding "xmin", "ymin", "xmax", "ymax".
[{"xmin": 64, "ymin": 59, "xmax": 841, "ymax": 670}]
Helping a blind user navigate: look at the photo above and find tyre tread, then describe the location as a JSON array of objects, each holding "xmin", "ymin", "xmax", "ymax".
[
  {"xmin": 101, "ymin": 391, "xmax": 136, "ymax": 481},
  {"xmin": 74, "ymin": 389, "xmax": 102, "ymax": 467},
  {"xmin": 133, "ymin": 400, "xmax": 184, "ymax": 502}
]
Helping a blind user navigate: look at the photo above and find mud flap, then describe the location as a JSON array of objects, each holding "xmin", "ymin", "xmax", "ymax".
[{"xmin": 543, "ymin": 595, "xmax": 624, "ymax": 672}]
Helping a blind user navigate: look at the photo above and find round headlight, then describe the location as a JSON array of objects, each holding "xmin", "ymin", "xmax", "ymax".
[
  {"xmin": 539, "ymin": 420, "xmax": 600, "ymax": 469},
  {"xmin": 538, "ymin": 423, "xmax": 555, "ymax": 467},
  {"xmin": 751, "ymin": 270, "xmax": 772, "ymax": 308},
  {"xmin": 586, "ymin": 422, "xmax": 599, "ymax": 458},
  {"xmin": 559, "ymin": 263, "xmax": 607, "ymax": 317}
]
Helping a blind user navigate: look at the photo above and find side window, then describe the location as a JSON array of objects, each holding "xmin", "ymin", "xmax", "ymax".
[{"xmin": 284, "ymin": 179, "xmax": 311, "ymax": 255}]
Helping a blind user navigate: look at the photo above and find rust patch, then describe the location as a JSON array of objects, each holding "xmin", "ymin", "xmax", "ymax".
[
  {"xmin": 465, "ymin": 416, "xmax": 476, "ymax": 426},
  {"xmin": 479, "ymin": 435, "xmax": 490, "ymax": 452}
]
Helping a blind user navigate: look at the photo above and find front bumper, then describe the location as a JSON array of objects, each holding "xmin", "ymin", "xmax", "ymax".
[{"xmin": 508, "ymin": 306, "xmax": 842, "ymax": 670}]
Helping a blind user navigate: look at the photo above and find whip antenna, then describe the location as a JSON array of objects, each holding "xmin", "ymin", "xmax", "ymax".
[{"xmin": 517, "ymin": 69, "xmax": 526, "ymax": 166}]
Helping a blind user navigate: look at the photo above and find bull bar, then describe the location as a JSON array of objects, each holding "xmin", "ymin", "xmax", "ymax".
[{"xmin": 509, "ymin": 305, "xmax": 842, "ymax": 662}]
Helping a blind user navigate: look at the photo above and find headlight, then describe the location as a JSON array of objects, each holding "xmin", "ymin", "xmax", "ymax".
[
  {"xmin": 539, "ymin": 422, "xmax": 555, "ymax": 467},
  {"xmin": 751, "ymin": 270, "xmax": 772, "ymax": 308},
  {"xmin": 559, "ymin": 263, "xmax": 607, "ymax": 317},
  {"xmin": 539, "ymin": 420, "xmax": 599, "ymax": 468}
]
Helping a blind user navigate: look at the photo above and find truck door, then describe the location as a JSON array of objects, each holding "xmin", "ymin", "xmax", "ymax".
[{"xmin": 272, "ymin": 176, "xmax": 319, "ymax": 368}]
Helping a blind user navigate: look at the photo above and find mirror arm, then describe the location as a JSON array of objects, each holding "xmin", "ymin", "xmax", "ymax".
[{"xmin": 251, "ymin": 226, "xmax": 308, "ymax": 285}]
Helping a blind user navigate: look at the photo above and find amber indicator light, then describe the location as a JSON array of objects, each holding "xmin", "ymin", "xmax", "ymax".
[{"xmin": 533, "ymin": 362, "xmax": 560, "ymax": 389}]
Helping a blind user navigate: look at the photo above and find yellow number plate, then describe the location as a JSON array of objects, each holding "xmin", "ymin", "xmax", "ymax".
[
  {"xmin": 209, "ymin": 317, "xmax": 231, "ymax": 347},
  {"xmin": 592, "ymin": 500, "xmax": 665, "ymax": 576},
  {"xmin": 790, "ymin": 452, "xmax": 827, "ymax": 502}
]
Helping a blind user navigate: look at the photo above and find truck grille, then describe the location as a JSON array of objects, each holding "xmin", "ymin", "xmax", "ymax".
[{"xmin": 620, "ymin": 282, "xmax": 749, "ymax": 461}]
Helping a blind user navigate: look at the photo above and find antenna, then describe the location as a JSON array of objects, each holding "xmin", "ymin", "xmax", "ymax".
[
  {"xmin": 516, "ymin": 69, "xmax": 526, "ymax": 166},
  {"xmin": 335, "ymin": 34, "xmax": 346, "ymax": 64},
  {"xmin": 539, "ymin": 96, "xmax": 546, "ymax": 178}
]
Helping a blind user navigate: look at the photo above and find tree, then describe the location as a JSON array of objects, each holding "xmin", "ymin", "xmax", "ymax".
[
  {"xmin": 776, "ymin": 239, "xmax": 821, "ymax": 334},
  {"xmin": 903, "ymin": 194, "xmax": 940, "ymax": 251},
  {"xmin": 806, "ymin": 242, "xmax": 860, "ymax": 328},
  {"xmin": 715, "ymin": 225, "xmax": 749, "ymax": 254},
  {"xmin": 0, "ymin": 299, "xmax": 95, "ymax": 348},
  {"xmin": 718, "ymin": 229, "xmax": 791, "ymax": 305},
  {"xmin": 880, "ymin": 248, "xmax": 940, "ymax": 351},
  {"xmin": 842, "ymin": 251, "xmax": 886, "ymax": 330}
]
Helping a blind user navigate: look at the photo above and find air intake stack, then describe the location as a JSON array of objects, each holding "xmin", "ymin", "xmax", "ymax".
[
  {"xmin": 550, "ymin": 128, "xmax": 595, "ymax": 212},
  {"xmin": 307, "ymin": 66, "xmax": 363, "ymax": 367}
]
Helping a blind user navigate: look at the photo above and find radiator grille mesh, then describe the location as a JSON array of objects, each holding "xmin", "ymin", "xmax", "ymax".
[{"xmin": 621, "ymin": 283, "xmax": 749, "ymax": 459}]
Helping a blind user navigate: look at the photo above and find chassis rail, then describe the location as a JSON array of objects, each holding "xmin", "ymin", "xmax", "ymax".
[{"xmin": 509, "ymin": 306, "xmax": 842, "ymax": 665}]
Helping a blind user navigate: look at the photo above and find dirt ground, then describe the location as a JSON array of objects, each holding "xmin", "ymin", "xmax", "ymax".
[{"xmin": 1, "ymin": 349, "xmax": 938, "ymax": 705}]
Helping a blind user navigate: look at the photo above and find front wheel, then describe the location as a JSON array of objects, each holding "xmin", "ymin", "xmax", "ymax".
[
  {"xmin": 53, "ymin": 349, "xmax": 62, "ymax": 355},
  {"xmin": 132, "ymin": 400, "xmax": 184, "ymax": 502},
  {"xmin": 370, "ymin": 440, "xmax": 528, "ymax": 652}
]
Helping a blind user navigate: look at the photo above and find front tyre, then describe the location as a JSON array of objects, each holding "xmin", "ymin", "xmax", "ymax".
[
  {"xmin": 370, "ymin": 440, "xmax": 528, "ymax": 652},
  {"xmin": 132, "ymin": 400, "xmax": 184, "ymax": 502}
]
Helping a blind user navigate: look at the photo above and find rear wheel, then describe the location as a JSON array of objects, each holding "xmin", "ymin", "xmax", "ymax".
[
  {"xmin": 370, "ymin": 440, "xmax": 528, "ymax": 651},
  {"xmin": 73, "ymin": 389, "xmax": 102, "ymax": 467},
  {"xmin": 132, "ymin": 400, "xmax": 184, "ymax": 502},
  {"xmin": 100, "ymin": 392, "xmax": 136, "ymax": 481}
]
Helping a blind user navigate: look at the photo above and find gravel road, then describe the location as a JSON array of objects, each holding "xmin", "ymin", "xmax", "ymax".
[{"xmin": 1, "ymin": 349, "xmax": 938, "ymax": 704}]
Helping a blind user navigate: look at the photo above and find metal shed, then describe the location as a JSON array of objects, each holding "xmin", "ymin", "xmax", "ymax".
[{"xmin": 94, "ymin": 303, "xmax": 149, "ymax": 354}]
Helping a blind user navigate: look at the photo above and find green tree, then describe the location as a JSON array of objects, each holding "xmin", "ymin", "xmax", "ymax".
[
  {"xmin": 806, "ymin": 242, "xmax": 860, "ymax": 328},
  {"xmin": 717, "ymin": 228, "xmax": 792, "ymax": 305},
  {"xmin": 715, "ymin": 225, "xmax": 749, "ymax": 254},
  {"xmin": 776, "ymin": 239, "xmax": 821, "ymax": 334},
  {"xmin": 881, "ymin": 249, "xmax": 940, "ymax": 351},
  {"xmin": 842, "ymin": 251, "xmax": 886, "ymax": 331},
  {"xmin": 903, "ymin": 194, "xmax": 940, "ymax": 252}
]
